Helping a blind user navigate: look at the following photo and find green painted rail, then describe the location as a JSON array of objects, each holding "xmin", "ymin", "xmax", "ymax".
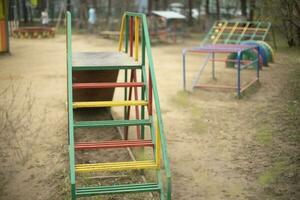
[{"xmin": 121, "ymin": 12, "xmax": 172, "ymax": 199}]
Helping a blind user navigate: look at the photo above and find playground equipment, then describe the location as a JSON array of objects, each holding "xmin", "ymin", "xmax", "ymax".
[
  {"xmin": 66, "ymin": 11, "xmax": 171, "ymax": 199},
  {"xmin": 182, "ymin": 44, "xmax": 260, "ymax": 97},
  {"xmin": 226, "ymin": 40, "xmax": 275, "ymax": 68},
  {"xmin": 182, "ymin": 20, "xmax": 276, "ymax": 96},
  {"xmin": 150, "ymin": 11, "xmax": 186, "ymax": 43},
  {"xmin": 0, "ymin": 0, "xmax": 9, "ymax": 53},
  {"xmin": 99, "ymin": 31, "xmax": 120, "ymax": 40},
  {"xmin": 13, "ymin": 27, "xmax": 55, "ymax": 38},
  {"xmin": 203, "ymin": 20, "xmax": 276, "ymax": 49}
]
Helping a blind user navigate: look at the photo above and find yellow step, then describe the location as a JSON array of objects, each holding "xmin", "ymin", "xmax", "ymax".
[
  {"xmin": 73, "ymin": 100, "xmax": 148, "ymax": 109},
  {"xmin": 75, "ymin": 160, "xmax": 157, "ymax": 173}
]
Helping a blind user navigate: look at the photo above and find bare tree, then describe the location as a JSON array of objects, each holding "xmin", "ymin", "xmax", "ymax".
[
  {"xmin": 163, "ymin": 0, "xmax": 168, "ymax": 10},
  {"xmin": 249, "ymin": 0, "xmax": 256, "ymax": 21},
  {"xmin": 21, "ymin": 0, "xmax": 28, "ymax": 23},
  {"xmin": 260, "ymin": 0, "xmax": 300, "ymax": 46},
  {"xmin": 188, "ymin": 0, "xmax": 193, "ymax": 26},
  {"xmin": 205, "ymin": 0, "xmax": 210, "ymax": 15},
  {"xmin": 154, "ymin": 0, "xmax": 159, "ymax": 10},
  {"xmin": 216, "ymin": 0, "xmax": 220, "ymax": 20},
  {"xmin": 241, "ymin": 0, "xmax": 247, "ymax": 18},
  {"xmin": 106, "ymin": 0, "xmax": 111, "ymax": 26},
  {"xmin": 148, "ymin": 0, "xmax": 152, "ymax": 14}
]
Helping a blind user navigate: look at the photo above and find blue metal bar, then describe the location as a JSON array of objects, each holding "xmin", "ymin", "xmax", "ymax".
[
  {"xmin": 237, "ymin": 51, "xmax": 242, "ymax": 97},
  {"xmin": 240, "ymin": 59, "xmax": 259, "ymax": 69},
  {"xmin": 192, "ymin": 54, "xmax": 211, "ymax": 90},
  {"xmin": 212, "ymin": 52, "xmax": 215, "ymax": 80},
  {"xmin": 256, "ymin": 47, "xmax": 260, "ymax": 79},
  {"xmin": 182, "ymin": 49, "xmax": 187, "ymax": 90}
]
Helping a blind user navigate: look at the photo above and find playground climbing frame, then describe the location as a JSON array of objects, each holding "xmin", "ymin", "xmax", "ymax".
[{"xmin": 202, "ymin": 20, "xmax": 276, "ymax": 49}]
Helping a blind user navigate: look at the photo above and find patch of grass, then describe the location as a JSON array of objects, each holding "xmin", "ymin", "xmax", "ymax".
[
  {"xmin": 256, "ymin": 126, "xmax": 273, "ymax": 146},
  {"xmin": 171, "ymin": 91, "xmax": 190, "ymax": 107},
  {"xmin": 258, "ymin": 161, "xmax": 287, "ymax": 187},
  {"xmin": 190, "ymin": 105, "xmax": 207, "ymax": 134},
  {"xmin": 239, "ymin": 82, "xmax": 261, "ymax": 99}
]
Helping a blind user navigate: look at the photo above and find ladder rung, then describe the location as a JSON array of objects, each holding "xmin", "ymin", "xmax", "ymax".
[
  {"xmin": 75, "ymin": 160, "xmax": 157, "ymax": 172},
  {"xmin": 72, "ymin": 82, "xmax": 144, "ymax": 89},
  {"xmin": 73, "ymin": 100, "xmax": 148, "ymax": 108},
  {"xmin": 76, "ymin": 183, "xmax": 160, "ymax": 196},
  {"xmin": 74, "ymin": 119, "xmax": 152, "ymax": 128},
  {"xmin": 75, "ymin": 140, "xmax": 154, "ymax": 150}
]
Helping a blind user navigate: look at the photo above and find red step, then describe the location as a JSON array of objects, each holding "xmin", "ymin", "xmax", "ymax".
[
  {"xmin": 75, "ymin": 140, "xmax": 153, "ymax": 150},
  {"xmin": 73, "ymin": 82, "xmax": 144, "ymax": 89}
]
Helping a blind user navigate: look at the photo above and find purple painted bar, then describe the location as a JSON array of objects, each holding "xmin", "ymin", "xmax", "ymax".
[{"xmin": 187, "ymin": 44, "xmax": 258, "ymax": 54}]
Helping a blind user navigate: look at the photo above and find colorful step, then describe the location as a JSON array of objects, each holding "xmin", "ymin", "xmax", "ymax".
[
  {"xmin": 76, "ymin": 183, "xmax": 161, "ymax": 197},
  {"xmin": 73, "ymin": 100, "xmax": 148, "ymax": 108},
  {"xmin": 75, "ymin": 160, "xmax": 158, "ymax": 173},
  {"xmin": 74, "ymin": 119, "xmax": 151, "ymax": 128},
  {"xmin": 75, "ymin": 140, "xmax": 154, "ymax": 150},
  {"xmin": 73, "ymin": 82, "xmax": 144, "ymax": 89}
]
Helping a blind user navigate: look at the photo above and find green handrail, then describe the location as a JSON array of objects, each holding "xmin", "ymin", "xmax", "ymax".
[
  {"xmin": 121, "ymin": 12, "xmax": 172, "ymax": 199},
  {"xmin": 66, "ymin": 11, "xmax": 76, "ymax": 199}
]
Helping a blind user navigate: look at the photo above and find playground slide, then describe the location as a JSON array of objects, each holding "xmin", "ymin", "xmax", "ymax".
[{"xmin": 66, "ymin": 12, "xmax": 171, "ymax": 200}]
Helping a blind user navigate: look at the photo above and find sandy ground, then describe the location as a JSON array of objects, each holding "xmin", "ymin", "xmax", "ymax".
[{"xmin": 0, "ymin": 34, "xmax": 299, "ymax": 200}]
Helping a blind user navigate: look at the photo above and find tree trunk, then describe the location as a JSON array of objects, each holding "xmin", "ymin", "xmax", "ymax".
[
  {"xmin": 241, "ymin": 0, "xmax": 247, "ymax": 18},
  {"xmin": 148, "ymin": 0, "xmax": 152, "ymax": 15},
  {"xmin": 67, "ymin": 0, "xmax": 71, "ymax": 11},
  {"xmin": 106, "ymin": 0, "xmax": 111, "ymax": 26},
  {"xmin": 22, "ymin": 0, "xmax": 27, "ymax": 23},
  {"xmin": 249, "ymin": 0, "xmax": 256, "ymax": 21},
  {"xmin": 93, "ymin": 0, "xmax": 97, "ymax": 10},
  {"xmin": 205, "ymin": 0, "xmax": 210, "ymax": 15},
  {"xmin": 154, "ymin": 0, "xmax": 159, "ymax": 10},
  {"xmin": 216, "ymin": 0, "xmax": 220, "ymax": 20},
  {"xmin": 188, "ymin": 0, "xmax": 193, "ymax": 26},
  {"xmin": 204, "ymin": 0, "xmax": 210, "ymax": 31},
  {"xmin": 163, "ymin": 0, "xmax": 168, "ymax": 9},
  {"xmin": 16, "ymin": 0, "xmax": 21, "ymax": 21}
]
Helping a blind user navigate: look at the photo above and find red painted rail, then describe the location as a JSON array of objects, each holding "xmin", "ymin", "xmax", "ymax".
[
  {"xmin": 72, "ymin": 82, "xmax": 144, "ymax": 89},
  {"xmin": 75, "ymin": 140, "xmax": 153, "ymax": 150},
  {"xmin": 130, "ymin": 16, "xmax": 134, "ymax": 57}
]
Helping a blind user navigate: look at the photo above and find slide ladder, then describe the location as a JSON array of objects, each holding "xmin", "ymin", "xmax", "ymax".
[{"xmin": 66, "ymin": 12, "xmax": 171, "ymax": 199}]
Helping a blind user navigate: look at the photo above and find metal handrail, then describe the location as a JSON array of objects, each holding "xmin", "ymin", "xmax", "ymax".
[{"xmin": 119, "ymin": 12, "xmax": 172, "ymax": 199}]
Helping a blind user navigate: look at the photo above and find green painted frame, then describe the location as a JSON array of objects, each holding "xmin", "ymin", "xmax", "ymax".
[
  {"xmin": 66, "ymin": 12, "xmax": 76, "ymax": 199},
  {"xmin": 120, "ymin": 12, "xmax": 172, "ymax": 199}
]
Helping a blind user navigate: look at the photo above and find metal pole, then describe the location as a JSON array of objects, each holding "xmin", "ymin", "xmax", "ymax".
[
  {"xmin": 5, "ymin": 0, "xmax": 10, "ymax": 53},
  {"xmin": 256, "ymin": 47, "xmax": 260, "ymax": 80},
  {"xmin": 212, "ymin": 52, "xmax": 215, "ymax": 79},
  {"xmin": 182, "ymin": 49, "xmax": 187, "ymax": 90},
  {"xmin": 237, "ymin": 51, "xmax": 242, "ymax": 97}
]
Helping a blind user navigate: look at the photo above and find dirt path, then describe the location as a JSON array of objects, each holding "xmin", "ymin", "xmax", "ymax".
[{"xmin": 0, "ymin": 35, "xmax": 298, "ymax": 200}]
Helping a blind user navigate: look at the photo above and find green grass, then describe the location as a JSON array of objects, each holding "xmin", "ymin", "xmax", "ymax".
[
  {"xmin": 172, "ymin": 91, "xmax": 191, "ymax": 107},
  {"xmin": 256, "ymin": 126, "xmax": 273, "ymax": 146},
  {"xmin": 258, "ymin": 161, "xmax": 287, "ymax": 188}
]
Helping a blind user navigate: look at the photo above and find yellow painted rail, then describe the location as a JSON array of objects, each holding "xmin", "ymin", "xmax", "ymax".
[
  {"xmin": 118, "ymin": 14, "xmax": 126, "ymax": 52},
  {"xmin": 156, "ymin": 119, "xmax": 161, "ymax": 168},
  {"xmin": 134, "ymin": 16, "xmax": 139, "ymax": 61},
  {"xmin": 213, "ymin": 21, "xmax": 228, "ymax": 44},
  {"xmin": 75, "ymin": 160, "xmax": 157, "ymax": 172},
  {"xmin": 73, "ymin": 100, "xmax": 148, "ymax": 108}
]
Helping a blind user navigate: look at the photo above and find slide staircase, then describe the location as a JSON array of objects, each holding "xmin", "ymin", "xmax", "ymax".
[{"xmin": 66, "ymin": 12, "xmax": 171, "ymax": 199}]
